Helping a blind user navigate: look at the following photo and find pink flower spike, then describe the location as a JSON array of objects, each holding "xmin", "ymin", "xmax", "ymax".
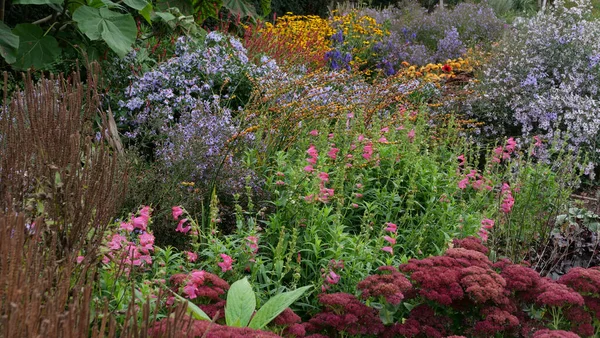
[
  {"xmin": 381, "ymin": 127, "xmax": 389, "ymax": 133},
  {"xmin": 120, "ymin": 222, "xmax": 134, "ymax": 231},
  {"xmin": 76, "ymin": 256, "xmax": 85, "ymax": 264},
  {"xmin": 318, "ymin": 172, "xmax": 330, "ymax": 182},
  {"xmin": 407, "ymin": 129, "xmax": 416, "ymax": 143},
  {"xmin": 176, "ymin": 218, "xmax": 191, "ymax": 233},
  {"xmin": 304, "ymin": 165, "xmax": 314, "ymax": 173},
  {"xmin": 309, "ymin": 130, "xmax": 319, "ymax": 136},
  {"xmin": 378, "ymin": 136, "xmax": 388, "ymax": 143},
  {"xmin": 383, "ymin": 235, "xmax": 396, "ymax": 245},
  {"xmin": 218, "ymin": 254, "xmax": 234, "ymax": 272},
  {"xmin": 307, "ymin": 145, "xmax": 318, "ymax": 159},
  {"xmin": 172, "ymin": 206, "xmax": 183, "ymax": 220},
  {"xmin": 325, "ymin": 271, "xmax": 340, "ymax": 284},
  {"xmin": 132, "ymin": 216, "xmax": 148, "ymax": 231},
  {"xmin": 382, "ymin": 246, "xmax": 394, "ymax": 255},
  {"xmin": 481, "ymin": 219, "xmax": 495, "ymax": 229},
  {"xmin": 478, "ymin": 229, "xmax": 489, "ymax": 242},
  {"xmin": 458, "ymin": 177, "xmax": 469, "ymax": 189},
  {"xmin": 327, "ymin": 147, "xmax": 340, "ymax": 160},
  {"xmin": 186, "ymin": 251, "xmax": 198, "ymax": 262},
  {"xmin": 385, "ymin": 222, "xmax": 398, "ymax": 233},
  {"xmin": 457, "ymin": 154, "xmax": 465, "ymax": 165}
]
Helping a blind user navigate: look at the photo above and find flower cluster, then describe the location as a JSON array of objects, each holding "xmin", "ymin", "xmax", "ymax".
[
  {"xmin": 357, "ymin": 266, "xmax": 412, "ymax": 305},
  {"xmin": 169, "ymin": 270, "xmax": 229, "ymax": 319}
]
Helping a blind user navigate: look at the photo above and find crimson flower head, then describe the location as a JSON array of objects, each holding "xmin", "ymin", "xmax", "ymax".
[
  {"xmin": 357, "ymin": 266, "xmax": 412, "ymax": 305},
  {"xmin": 532, "ymin": 329, "xmax": 580, "ymax": 338},
  {"xmin": 442, "ymin": 64, "xmax": 452, "ymax": 72},
  {"xmin": 536, "ymin": 281, "xmax": 584, "ymax": 307}
]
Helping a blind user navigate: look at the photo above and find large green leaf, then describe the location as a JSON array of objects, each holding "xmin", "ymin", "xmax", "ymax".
[
  {"xmin": 224, "ymin": 0, "xmax": 256, "ymax": 18},
  {"xmin": 248, "ymin": 285, "xmax": 311, "ymax": 330},
  {"xmin": 192, "ymin": 0, "xmax": 222, "ymax": 22},
  {"xmin": 73, "ymin": 6, "xmax": 136, "ymax": 57},
  {"xmin": 123, "ymin": 0, "xmax": 148, "ymax": 10},
  {"xmin": 12, "ymin": 24, "xmax": 60, "ymax": 70},
  {"xmin": 12, "ymin": 0, "xmax": 63, "ymax": 5},
  {"xmin": 168, "ymin": 289, "xmax": 211, "ymax": 321},
  {"xmin": 225, "ymin": 278, "xmax": 256, "ymax": 327},
  {"xmin": 139, "ymin": 3, "xmax": 153, "ymax": 24},
  {"xmin": 0, "ymin": 22, "xmax": 19, "ymax": 64}
]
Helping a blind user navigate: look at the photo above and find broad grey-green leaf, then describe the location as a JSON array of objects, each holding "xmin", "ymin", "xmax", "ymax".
[
  {"xmin": 0, "ymin": 22, "xmax": 19, "ymax": 64},
  {"xmin": 12, "ymin": 24, "xmax": 60, "ymax": 70},
  {"xmin": 123, "ymin": 0, "xmax": 148, "ymax": 10},
  {"xmin": 13, "ymin": 0, "xmax": 62, "ymax": 5},
  {"xmin": 139, "ymin": 3, "xmax": 153, "ymax": 24},
  {"xmin": 248, "ymin": 285, "xmax": 311, "ymax": 329},
  {"xmin": 154, "ymin": 11, "xmax": 176, "ymax": 22},
  {"xmin": 168, "ymin": 289, "xmax": 211, "ymax": 320},
  {"xmin": 225, "ymin": 278, "xmax": 256, "ymax": 327},
  {"xmin": 73, "ymin": 6, "xmax": 136, "ymax": 57},
  {"xmin": 224, "ymin": 0, "xmax": 256, "ymax": 18}
]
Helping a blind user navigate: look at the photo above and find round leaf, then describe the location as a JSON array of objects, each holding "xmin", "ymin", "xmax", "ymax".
[
  {"xmin": 73, "ymin": 6, "xmax": 136, "ymax": 57},
  {"xmin": 12, "ymin": 24, "xmax": 60, "ymax": 70}
]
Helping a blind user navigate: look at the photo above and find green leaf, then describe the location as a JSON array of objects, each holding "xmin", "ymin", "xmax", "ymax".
[
  {"xmin": 123, "ymin": 0, "xmax": 148, "ymax": 10},
  {"xmin": 224, "ymin": 0, "xmax": 256, "ymax": 18},
  {"xmin": 168, "ymin": 289, "xmax": 211, "ymax": 321},
  {"xmin": 192, "ymin": 0, "xmax": 222, "ymax": 22},
  {"xmin": 248, "ymin": 285, "xmax": 311, "ymax": 329},
  {"xmin": 225, "ymin": 278, "xmax": 256, "ymax": 327},
  {"xmin": 260, "ymin": 0, "xmax": 270, "ymax": 17},
  {"xmin": 139, "ymin": 3, "xmax": 153, "ymax": 24},
  {"xmin": 12, "ymin": 24, "xmax": 60, "ymax": 70},
  {"xmin": 0, "ymin": 22, "xmax": 19, "ymax": 64},
  {"xmin": 153, "ymin": 11, "xmax": 176, "ymax": 22},
  {"xmin": 73, "ymin": 6, "xmax": 137, "ymax": 57},
  {"xmin": 12, "ymin": 0, "xmax": 62, "ymax": 5}
]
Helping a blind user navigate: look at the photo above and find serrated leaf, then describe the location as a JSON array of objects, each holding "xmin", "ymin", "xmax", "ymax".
[
  {"xmin": 73, "ymin": 6, "xmax": 136, "ymax": 57},
  {"xmin": 0, "ymin": 22, "xmax": 19, "ymax": 64},
  {"xmin": 224, "ymin": 0, "xmax": 256, "ymax": 18},
  {"xmin": 225, "ymin": 278, "xmax": 256, "ymax": 327},
  {"xmin": 12, "ymin": 24, "xmax": 60, "ymax": 70},
  {"xmin": 13, "ymin": 0, "xmax": 62, "ymax": 5},
  {"xmin": 248, "ymin": 285, "xmax": 311, "ymax": 329}
]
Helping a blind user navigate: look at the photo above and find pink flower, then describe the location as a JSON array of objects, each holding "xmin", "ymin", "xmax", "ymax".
[
  {"xmin": 325, "ymin": 271, "xmax": 340, "ymax": 284},
  {"xmin": 457, "ymin": 154, "xmax": 465, "ymax": 166},
  {"xmin": 307, "ymin": 145, "xmax": 318, "ymax": 163},
  {"xmin": 327, "ymin": 147, "xmax": 340, "ymax": 160},
  {"xmin": 362, "ymin": 142, "xmax": 373, "ymax": 160},
  {"xmin": 276, "ymin": 171, "xmax": 285, "ymax": 177},
  {"xmin": 356, "ymin": 183, "xmax": 363, "ymax": 189},
  {"xmin": 358, "ymin": 134, "xmax": 365, "ymax": 142},
  {"xmin": 481, "ymin": 219, "xmax": 495, "ymax": 230},
  {"xmin": 383, "ymin": 236, "xmax": 396, "ymax": 245},
  {"xmin": 478, "ymin": 229, "xmax": 489, "ymax": 242},
  {"xmin": 218, "ymin": 254, "xmax": 234, "ymax": 272},
  {"xmin": 309, "ymin": 130, "xmax": 319, "ymax": 136},
  {"xmin": 132, "ymin": 216, "xmax": 148, "ymax": 231},
  {"xmin": 396, "ymin": 125, "xmax": 405, "ymax": 131},
  {"xmin": 381, "ymin": 127, "xmax": 389, "ymax": 133},
  {"xmin": 382, "ymin": 246, "xmax": 394, "ymax": 255},
  {"xmin": 275, "ymin": 180, "xmax": 285, "ymax": 186},
  {"xmin": 352, "ymin": 203, "xmax": 359, "ymax": 208},
  {"xmin": 186, "ymin": 251, "xmax": 198, "ymax": 262},
  {"xmin": 183, "ymin": 283, "xmax": 198, "ymax": 299},
  {"xmin": 472, "ymin": 179, "xmax": 484, "ymax": 190},
  {"xmin": 307, "ymin": 157, "xmax": 317, "ymax": 165},
  {"xmin": 120, "ymin": 221, "xmax": 134, "ymax": 231},
  {"xmin": 247, "ymin": 236, "xmax": 259, "ymax": 253},
  {"xmin": 505, "ymin": 137, "xmax": 517, "ymax": 153},
  {"xmin": 458, "ymin": 177, "xmax": 469, "ymax": 189},
  {"xmin": 501, "ymin": 194, "xmax": 515, "ymax": 213},
  {"xmin": 355, "ymin": 193, "xmax": 363, "ymax": 198},
  {"xmin": 385, "ymin": 222, "xmax": 398, "ymax": 233},
  {"xmin": 534, "ymin": 135, "xmax": 542, "ymax": 147},
  {"xmin": 350, "ymin": 144, "xmax": 357, "ymax": 151},
  {"xmin": 318, "ymin": 172, "xmax": 329, "ymax": 182},
  {"xmin": 407, "ymin": 129, "xmax": 415, "ymax": 142},
  {"xmin": 172, "ymin": 206, "xmax": 183, "ymax": 220},
  {"xmin": 466, "ymin": 170, "xmax": 477, "ymax": 179},
  {"xmin": 378, "ymin": 136, "xmax": 388, "ymax": 143},
  {"xmin": 328, "ymin": 133, "xmax": 334, "ymax": 140},
  {"xmin": 304, "ymin": 165, "xmax": 314, "ymax": 173},
  {"xmin": 347, "ymin": 113, "xmax": 354, "ymax": 119},
  {"xmin": 76, "ymin": 256, "xmax": 85, "ymax": 264},
  {"xmin": 304, "ymin": 194, "xmax": 315, "ymax": 202},
  {"xmin": 176, "ymin": 218, "xmax": 191, "ymax": 233}
]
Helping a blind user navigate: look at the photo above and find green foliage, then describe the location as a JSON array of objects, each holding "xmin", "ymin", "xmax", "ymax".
[
  {"xmin": 11, "ymin": 24, "xmax": 60, "ymax": 70},
  {"xmin": 225, "ymin": 278, "xmax": 256, "ymax": 327},
  {"xmin": 73, "ymin": 6, "xmax": 137, "ymax": 57},
  {"xmin": 0, "ymin": 22, "xmax": 20, "ymax": 65},
  {"xmin": 248, "ymin": 285, "xmax": 311, "ymax": 329}
]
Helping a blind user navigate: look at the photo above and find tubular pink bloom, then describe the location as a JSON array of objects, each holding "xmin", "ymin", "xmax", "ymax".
[
  {"xmin": 505, "ymin": 137, "xmax": 517, "ymax": 153},
  {"xmin": 309, "ymin": 130, "xmax": 319, "ymax": 136},
  {"xmin": 478, "ymin": 229, "xmax": 489, "ymax": 242},
  {"xmin": 139, "ymin": 233, "xmax": 155, "ymax": 247},
  {"xmin": 534, "ymin": 135, "xmax": 542, "ymax": 147},
  {"xmin": 326, "ymin": 271, "xmax": 341, "ymax": 284},
  {"xmin": 494, "ymin": 146, "xmax": 504, "ymax": 156},
  {"xmin": 132, "ymin": 216, "xmax": 148, "ymax": 231},
  {"xmin": 355, "ymin": 193, "xmax": 363, "ymax": 198},
  {"xmin": 186, "ymin": 251, "xmax": 198, "ymax": 262},
  {"xmin": 396, "ymin": 125, "xmax": 405, "ymax": 131},
  {"xmin": 481, "ymin": 219, "xmax": 495, "ymax": 229},
  {"xmin": 457, "ymin": 154, "xmax": 465, "ymax": 166},
  {"xmin": 347, "ymin": 113, "xmax": 354, "ymax": 118},
  {"xmin": 381, "ymin": 127, "xmax": 389, "ymax": 133},
  {"xmin": 218, "ymin": 254, "xmax": 234, "ymax": 272},
  {"xmin": 183, "ymin": 283, "xmax": 198, "ymax": 299},
  {"xmin": 350, "ymin": 143, "xmax": 357, "ymax": 150},
  {"xmin": 307, "ymin": 157, "xmax": 317, "ymax": 165},
  {"xmin": 466, "ymin": 170, "xmax": 477, "ymax": 179},
  {"xmin": 385, "ymin": 222, "xmax": 398, "ymax": 233},
  {"xmin": 378, "ymin": 136, "xmax": 388, "ymax": 143},
  {"xmin": 407, "ymin": 129, "xmax": 416, "ymax": 142},
  {"xmin": 328, "ymin": 133, "xmax": 334, "ymax": 140},
  {"xmin": 501, "ymin": 183, "xmax": 511, "ymax": 193},
  {"xmin": 352, "ymin": 203, "xmax": 359, "ymax": 208},
  {"xmin": 492, "ymin": 156, "xmax": 501, "ymax": 163},
  {"xmin": 358, "ymin": 134, "xmax": 365, "ymax": 142},
  {"xmin": 172, "ymin": 206, "xmax": 183, "ymax": 220},
  {"xmin": 362, "ymin": 142, "xmax": 373, "ymax": 160},
  {"xmin": 501, "ymin": 194, "xmax": 515, "ymax": 213},
  {"xmin": 304, "ymin": 194, "xmax": 315, "ymax": 202},
  {"xmin": 383, "ymin": 236, "xmax": 396, "ymax": 245},
  {"xmin": 307, "ymin": 145, "xmax": 318, "ymax": 159},
  {"xmin": 190, "ymin": 270, "xmax": 205, "ymax": 284},
  {"xmin": 327, "ymin": 147, "xmax": 340, "ymax": 160},
  {"xmin": 247, "ymin": 236, "xmax": 259, "ymax": 253},
  {"xmin": 382, "ymin": 246, "xmax": 394, "ymax": 255},
  {"xmin": 304, "ymin": 165, "xmax": 314, "ymax": 173},
  {"xmin": 472, "ymin": 180, "xmax": 484, "ymax": 190},
  {"xmin": 356, "ymin": 183, "xmax": 363, "ymax": 189},
  {"xmin": 275, "ymin": 180, "xmax": 285, "ymax": 186},
  {"xmin": 76, "ymin": 256, "xmax": 85, "ymax": 264},
  {"xmin": 176, "ymin": 218, "xmax": 191, "ymax": 233},
  {"xmin": 318, "ymin": 172, "xmax": 329, "ymax": 182},
  {"xmin": 458, "ymin": 177, "xmax": 469, "ymax": 189},
  {"xmin": 121, "ymin": 221, "xmax": 134, "ymax": 231}
]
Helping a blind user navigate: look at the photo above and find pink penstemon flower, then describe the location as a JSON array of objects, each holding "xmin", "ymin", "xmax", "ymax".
[
  {"xmin": 457, "ymin": 154, "xmax": 466, "ymax": 166},
  {"xmin": 186, "ymin": 251, "xmax": 198, "ymax": 262},
  {"xmin": 458, "ymin": 177, "xmax": 469, "ymax": 189},
  {"xmin": 385, "ymin": 222, "xmax": 398, "ymax": 233},
  {"xmin": 362, "ymin": 142, "xmax": 373, "ymax": 160},
  {"xmin": 382, "ymin": 246, "xmax": 394, "ymax": 255},
  {"xmin": 327, "ymin": 147, "xmax": 340, "ymax": 160},
  {"xmin": 309, "ymin": 130, "xmax": 319, "ymax": 136},
  {"xmin": 407, "ymin": 129, "xmax": 416, "ymax": 143},
  {"xmin": 176, "ymin": 218, "xmax": 191, "ymax": 233},
  {"xmin": 218, "ymin": 254, "xmax": 234, "ymax": 272},
  {"xmin": 307, "ymin": 145, "xmax": 318, "ymax": 165},
  {"xmin": 172, "ymin": 206, "xmax": 183, "ymax": 220},
  {"xmin": 383, "ymin": 236, "xmax": 396, "ymax": 245},
  {"xmin": 318, "ymin": 172, "xmax": 329, "ymax": 182},
  {"xmin": 247, "ymin": 236, "xmax": 259, "ymax": 253},
  {"xmin": 304, "ymin": 165, "xmax": 314, "ymax": 173}
]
